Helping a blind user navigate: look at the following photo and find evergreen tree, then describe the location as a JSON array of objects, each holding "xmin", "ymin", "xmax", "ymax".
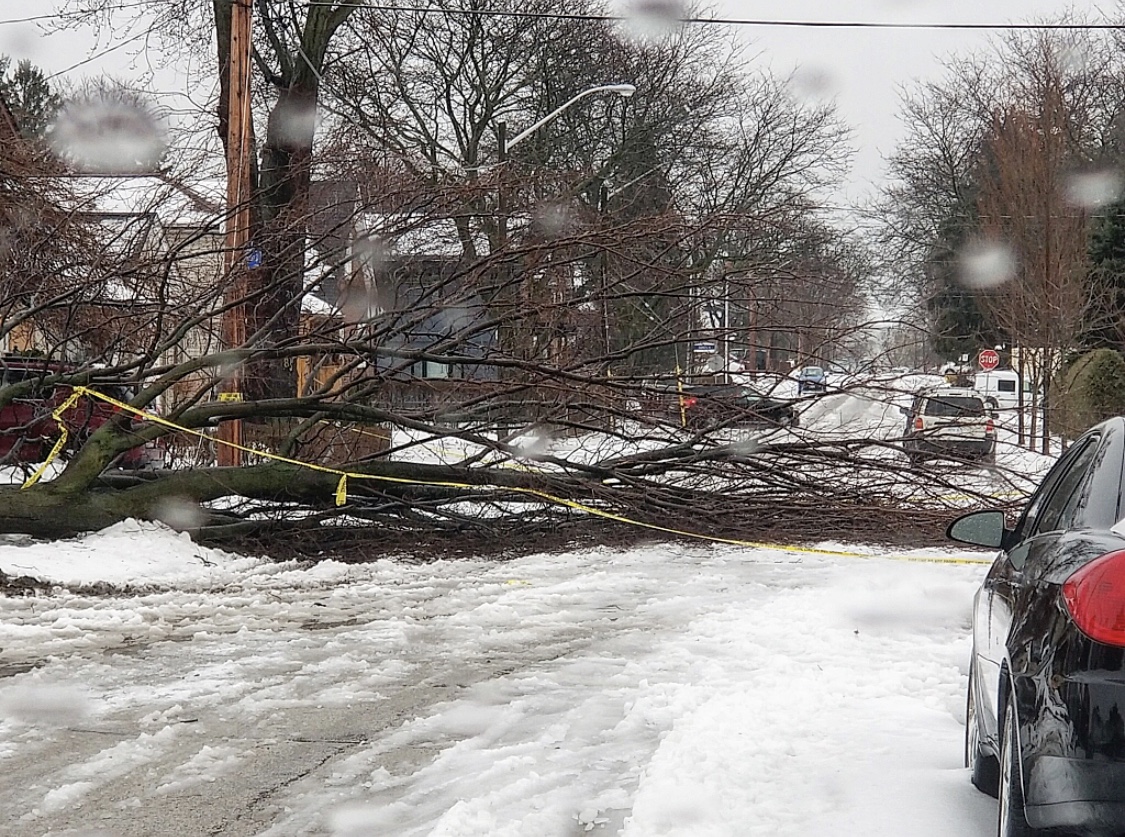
[
  {"xmin": 0, "ymin": 56, "xmax": 62, "ymax": 138},
  {"xmin": 923, "ymin": 191, "xmax": 1002, "ymax": 360},
  {"xmin": 1087, "ymin": 199, "xmax": 1125, "ymax": 350}
]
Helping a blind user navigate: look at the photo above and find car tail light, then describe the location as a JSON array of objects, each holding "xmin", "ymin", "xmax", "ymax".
[
  {"xmin": 1063, "ymin": 550, "xmax": 1125, "ymax": 646},
  {"xmin": 985, "ymin": 418, "xmax": 995, "ymax": 434},
  {"xmin": 683, "ymin": 396, "xmax": 697, "ymax": 408},
  {"xmin": 913, "ymin": 416, "xmax": 924, "ymax": 431}
]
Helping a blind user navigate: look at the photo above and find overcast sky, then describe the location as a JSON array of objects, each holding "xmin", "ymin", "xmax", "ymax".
[
  {"xmin": 712, "ymin": 0, "xmax": 1106, "ymax": 202},
  {"xmin": 0, "ymin": 0, "xmax": 1108, "ymax": 201}
]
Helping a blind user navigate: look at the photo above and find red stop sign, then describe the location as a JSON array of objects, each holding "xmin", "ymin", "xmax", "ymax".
[{"xmin": 978, "ymin": 349, "xmax": 1000, "ymax": 371}]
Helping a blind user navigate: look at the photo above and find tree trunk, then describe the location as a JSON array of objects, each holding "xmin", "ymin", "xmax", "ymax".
[{"xmin": 0, "ymin": 457, "xmax": 587, "ymax": 540}]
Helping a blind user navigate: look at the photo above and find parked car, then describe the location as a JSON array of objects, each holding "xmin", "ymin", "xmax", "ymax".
[
  {"xmin": 949, "ymin": 417, "xmax": 1125, "ymax": 835},
  {"xmin": 900, "ymin": 386, "xmax": 995, "ymax": 465},
  {"xmin": 0, "ymin": 355, "xmax": 158, "ymax": 468},
  {"xmin": 669, "ymin": 383, "xmax": 798, "ymax": 430},
  {"xmin": 974, "ymin": 369, "xmax": 1031, "ymax": 414},
  {"xmin": 795, "ymin": 365, "xmax": 827, "ymax": 395}
]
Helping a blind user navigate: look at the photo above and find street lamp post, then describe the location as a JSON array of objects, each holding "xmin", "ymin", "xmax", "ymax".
[
  {"xmin": 495, "ymin": 83, "xmax": 635, "ymax": 247},
  {"xmin": 493, "ymin": 83, "xmax": 635, "ymax": 369},
  {"xmin": 498, "ymin": 83, "xmax": 636, "ymax": 159}
]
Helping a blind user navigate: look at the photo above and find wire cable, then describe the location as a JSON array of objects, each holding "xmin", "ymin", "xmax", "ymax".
[{"xmin": 310, "ymin": 3, "xmax": 1123, "ymax": 31}]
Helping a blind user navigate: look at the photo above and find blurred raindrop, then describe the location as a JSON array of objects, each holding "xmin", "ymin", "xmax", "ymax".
[
  {"xmin": 273, "ymin": 99, "xmax": 318, "ymax": 149},
  {"xmin": 5, "ymin": 203, "xmax": 37, "ymax": 233},
  {"xmin": 958, "ymin": 239, "xmax": 1016, "ymax": 290},
  {"xmin": 0, "ymin": 683, "xmax": 91, "ymax": 726},
  {"xmin": 533, "ymin": 201, "xmax": 574, "ymax": 238},
  {"xmin": 153, "ymin": 496, "xmax": 206, "ymax": 531},
  {"xmin": 790, "ymin": 66, "xmax": 838, "ymax": 102},
  {"xmin": 619, "ymin": 0, "xmax": 684, "ymax": 40},
  {"xmin": 329, "ymin": 802, "xmax": 408, "ymax": 836},
  {"xmin": 733, "ymin": 437, "xmax": 762, "ymax": 455},
  {"xmin": 1059, "ymin": 44, "xmax": 1093, "ymax": 77},
  {"xmin": 1064, "ymin": 169, "xmax": 1123, "ymax": 209},
  {"xmin": 216, "ymin": 358, "xmax": 246, "ymax": 389},
  {"xmin": 352, "ymin": 234, "xmax": 389, "ymax": 274},
  {"xmin": 339, "ymin": 236, "xmax": 387, "ymax": 322},
  {"xmin": 48, "ymin": 95, "xmax": 166, "ymax": 173}
]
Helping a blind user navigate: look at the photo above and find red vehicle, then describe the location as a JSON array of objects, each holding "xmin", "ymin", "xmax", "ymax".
[{"xmin": 0, "ymin": 355, "xmax": 159, "ymax": 468}]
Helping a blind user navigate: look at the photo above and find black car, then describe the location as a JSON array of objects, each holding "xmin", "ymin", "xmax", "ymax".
[
  {"xmin": 949, "ymin": 416, "xmax": 1125, "ymax": 835},
  {"xmin": 673, "ymin": 383, "xmax": 798, "ymax": 430}
]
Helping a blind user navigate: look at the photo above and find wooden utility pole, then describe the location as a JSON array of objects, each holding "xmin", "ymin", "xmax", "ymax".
[{"xmin": 218, "ymin": 0, "xmax": 253, "ymax": 467}]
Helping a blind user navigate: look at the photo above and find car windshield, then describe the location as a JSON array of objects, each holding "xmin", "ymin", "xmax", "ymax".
[{"xmin": 924, "ymin": 396, "xmax": 984, "ymax": 417}]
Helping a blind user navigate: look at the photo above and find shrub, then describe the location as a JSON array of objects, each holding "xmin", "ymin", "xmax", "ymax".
[{"xmin": 1051, "ymin": 349, "xmax": 1125, "ymax": 440}]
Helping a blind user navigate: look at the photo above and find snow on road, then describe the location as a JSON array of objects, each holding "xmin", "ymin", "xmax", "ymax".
[
  {"xmin": 0, "ymin": 378, "xmax": 1049, "ymax": 834},
  {"xmin": 0, "ymin": 523, "xmax": 1000, "ymax": 836}
]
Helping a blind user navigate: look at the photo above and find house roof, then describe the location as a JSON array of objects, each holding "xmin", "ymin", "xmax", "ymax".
[
  {"xmin": 357, "ymin": 212, "xmax": 490, "ymax": 258},
  {"xmin": 62, "ymin": 173, "xmax": 225, "ymax": 228}
]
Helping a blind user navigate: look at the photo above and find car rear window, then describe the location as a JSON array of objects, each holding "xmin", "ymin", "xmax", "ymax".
[
  {"xmin": 924, "ymin": 396, "xmax": 984, "ymax": 417},
  {"xmin": 0, "ymin": 367, "xmax": 49, "ymax": 388}
]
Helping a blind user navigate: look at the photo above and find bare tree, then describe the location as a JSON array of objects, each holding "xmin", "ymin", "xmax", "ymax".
[
  {"xmin": 976, "ymin": 98, "xmax": 1091, "ymax": 452},
  {"xmin": 0, "ymin": 4, "xmax": 954, "ymax": 554},
  {"xmin": 877, "ymin": 21, "xmax": 1125, "ymax": 449}
]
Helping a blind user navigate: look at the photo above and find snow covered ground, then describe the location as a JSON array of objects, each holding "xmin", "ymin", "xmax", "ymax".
[
  {"xmin": 0, "ymin": 523, "xmax": 1000, "ymax": 836},
  {"xmin": 0, "ymin": 379, "xmax": 1056, "ymax": 835}
]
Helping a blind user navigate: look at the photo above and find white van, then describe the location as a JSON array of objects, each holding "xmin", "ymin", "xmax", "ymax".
[{"xmin": 974, "ymin": 370, "xmax": 1022, "ymax": 411}]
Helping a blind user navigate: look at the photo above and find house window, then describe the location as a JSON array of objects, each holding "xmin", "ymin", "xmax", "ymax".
[
  {"xmin": 410, "ymin": 360, "xmax": 453, "ymax": 379},
  {"xmin": 423, "ymin": 360, "xmax": 451, "ymax": 379}
]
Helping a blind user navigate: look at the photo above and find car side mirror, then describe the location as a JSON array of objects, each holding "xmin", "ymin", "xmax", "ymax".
[
  {"xmin": 946, "ymin": 509, "xmax": 1007, "ymax": 549},
  {"xmin": 898, "ymin": 406, "xmax": 910, "ymax": 416}
]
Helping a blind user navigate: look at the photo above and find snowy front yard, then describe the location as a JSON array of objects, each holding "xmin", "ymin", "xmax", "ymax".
[{"xmin": 0, "ymin": 523, "xmax": 998, "ymax": 836}]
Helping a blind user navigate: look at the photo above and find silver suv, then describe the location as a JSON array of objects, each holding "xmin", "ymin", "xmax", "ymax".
[{"xmin": 901, "ymin": 386, "xmax": 995, "ymax": 466}]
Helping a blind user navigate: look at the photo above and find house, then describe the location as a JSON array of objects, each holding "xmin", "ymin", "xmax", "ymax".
[
  {"xmin": 352, "ymin": 212, "xmax": 499, "ymax": 381},
  {"xmin": 0, "ymin": 129, "xmax": 243, "ymax": 418}
]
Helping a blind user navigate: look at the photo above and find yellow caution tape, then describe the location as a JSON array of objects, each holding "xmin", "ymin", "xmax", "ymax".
[
  {"xmin": 20, "ymin": 388, "xmax": 86, "ymax": 489},
  {"xmin": 20, "ymin": 386, "xmax": 994, "ymax": 565}
]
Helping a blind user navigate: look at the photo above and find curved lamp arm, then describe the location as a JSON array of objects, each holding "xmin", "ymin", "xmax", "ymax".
[{"xmin": 505, "ymin": 83, "xmax": 636, "ymax": 154}]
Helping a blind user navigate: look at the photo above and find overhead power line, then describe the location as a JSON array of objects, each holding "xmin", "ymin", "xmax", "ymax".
[
  {"xmin": 1, "ymin": 2, "xmax": 1119, "ymax": 30},
  {"xmin": 310, "ymin": 3, "xmax": 1124, "ymax": 31}
]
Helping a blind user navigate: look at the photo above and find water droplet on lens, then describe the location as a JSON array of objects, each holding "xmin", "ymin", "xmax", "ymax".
[
  {"xmin": 533, "ymin": 201, "xmax": 573, "ymax": 238},
  {"xmin": 790, "ymin": 66, "xmax": 837, "ymax": 102},
  {"xmin": 0, "ymin": 684, "xmax": 91, "ymax": 726},
  {"xmin": 153, "ymin": 496, "xmax": 206, "ymax": 531},
  {"xmin": 274, "ymin": 100, "xmax": 318, "ymax": 148},
  {"xmin": 48, "ymin": 96, "xmax": 166, "ymax": 173},
  {"xmin": 958, "ymin": 240, "xmax": 1016, "ymax": 289},
  {"xmin": 620, "ymin": 0, "xmax": 684, "ymax": 40},
  {"xmin": 1064, "ymin": 170, "xmax": 1122, "ymax": 209}
]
